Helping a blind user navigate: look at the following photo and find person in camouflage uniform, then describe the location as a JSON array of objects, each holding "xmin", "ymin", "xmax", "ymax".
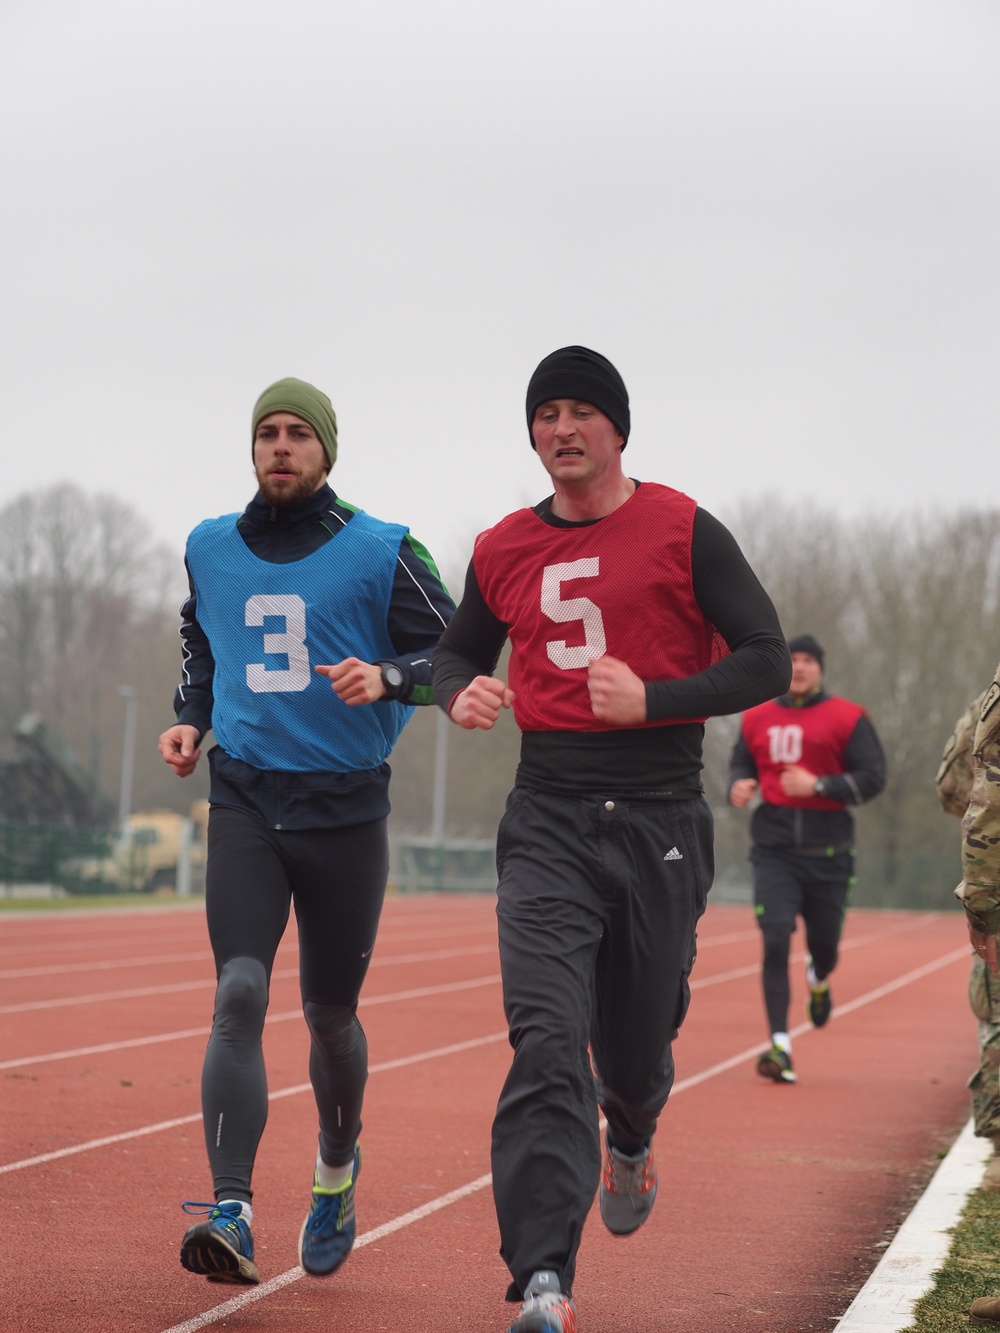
[{"xmin": 937, "ymin": 679, "xmax": 1000, "ymax": 1190}]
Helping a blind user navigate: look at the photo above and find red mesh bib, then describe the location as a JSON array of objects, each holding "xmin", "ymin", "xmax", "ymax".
[{"xmin": 474, "ymin": 484, "xmax": 726, "ymax": 732}]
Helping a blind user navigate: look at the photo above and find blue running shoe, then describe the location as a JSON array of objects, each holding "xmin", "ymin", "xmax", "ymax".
[
  {"xmin": 180, "ymin": 1200, "xmax": 259, "ymax": 1284},
  {"xmin": 298, "ymin": 1145, "xmax": 361, "ymax": 1277}
]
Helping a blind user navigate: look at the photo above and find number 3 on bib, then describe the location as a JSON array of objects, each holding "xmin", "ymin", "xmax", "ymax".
[
  {"xmin": 541, "ymin": 559, "xmax": 607, "ymax": 669},
  {"xmin": 245, "ymin": 593, "xmax": 311, "ymax": 692}
]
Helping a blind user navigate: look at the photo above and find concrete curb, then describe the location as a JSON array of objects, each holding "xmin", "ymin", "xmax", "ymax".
[{"xmin": 833, "ymin": 1118, "xmax": 991, "ymax": 1331}]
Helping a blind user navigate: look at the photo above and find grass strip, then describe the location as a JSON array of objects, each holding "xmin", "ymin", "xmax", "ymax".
[
  {"xmin": 0, "ymin": 891, "xmax": 200, "ymax": 912},
  {"xmin": 905, "ymin": 1185, "xmax": 1000, "ymax": 1330}
]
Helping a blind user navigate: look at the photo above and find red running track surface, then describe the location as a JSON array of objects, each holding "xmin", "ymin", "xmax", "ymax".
[{"xmin": 0, "ymin": 896, "xmax": 975, "ymax": 1332}]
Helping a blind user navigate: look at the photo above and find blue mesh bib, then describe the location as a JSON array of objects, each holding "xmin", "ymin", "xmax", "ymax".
[{"xmin": 187, "ymin": 511, "xmax": 413, "ymax": 772}]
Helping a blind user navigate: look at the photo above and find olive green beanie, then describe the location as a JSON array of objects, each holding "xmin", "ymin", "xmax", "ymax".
[{"xmin": 251, "ymin": 377, "xmax": 338, "ymax": 470}]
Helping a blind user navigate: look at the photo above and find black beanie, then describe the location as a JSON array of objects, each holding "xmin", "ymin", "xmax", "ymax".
[
  {"xmin": 525, "ymin": 346, "xmax": 630, "ymax": 449},
  {"xmin": 787, "ymin": 634, "xmax": 825, "ymax": 670}
]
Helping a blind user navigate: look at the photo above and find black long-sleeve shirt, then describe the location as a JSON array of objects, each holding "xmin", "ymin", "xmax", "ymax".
[
  {"xmin": 432, "ymin": 494, "xmax": 791, "ymax": 798},
  {"xmin": 172, "ymin": 483, "xmax": 454, "ymax": 828}
]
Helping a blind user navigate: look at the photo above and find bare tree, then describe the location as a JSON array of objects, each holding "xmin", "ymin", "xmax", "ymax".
[
  {"xmin": 0, "ymin": 484, "xmax": 188, "ymax": 815},
  {"xmin": 0, "ymin": 492, "xmax": 45, "ymax": 721},
  {"xmin": 718, "ymin": 499, "xmax": 1000, "ymax": 905}
]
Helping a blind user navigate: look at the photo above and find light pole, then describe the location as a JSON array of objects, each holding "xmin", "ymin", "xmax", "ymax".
[
  {"xmin": 117, "ymin": 685, "xmax": 138, "ymax": 830},
  {"xmin": 430, "ymin": 707, "xmax": 448, "ymax": 889}
]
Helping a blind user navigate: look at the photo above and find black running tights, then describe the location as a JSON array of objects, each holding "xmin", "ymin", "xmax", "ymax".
[{"xmin": 199, "ymin": 806, "xmax": 388, "ymax": 1202}]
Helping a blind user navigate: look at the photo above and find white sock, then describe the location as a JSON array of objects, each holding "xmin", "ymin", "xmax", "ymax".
[
  {"xmin": 771, "ymin": 1032, "xmax": 791, "ymax": 1054},
  {"xmin": 218, "ymin": 1198, "xmax": 252, "ymax": 1224},
  {"xmin": 315, "ymin": 1154, "xmax": 353, "ymax": 1191},
  {"xmin": 806, "ymin": 963, "xmax": 827, "ymax": 991}
]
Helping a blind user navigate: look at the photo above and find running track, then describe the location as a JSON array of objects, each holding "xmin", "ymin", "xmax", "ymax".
[{"xmin": 1, "ymin": 897, "xmax": 976, "ymax": 1332}]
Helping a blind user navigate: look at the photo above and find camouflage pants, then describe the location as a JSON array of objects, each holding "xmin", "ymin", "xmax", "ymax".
[{"xmin": 969, "ymin": 955, "xmax": 1000, "ymax": 1139}]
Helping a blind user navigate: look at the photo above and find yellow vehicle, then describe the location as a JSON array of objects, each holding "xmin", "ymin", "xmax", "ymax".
[{"xmin": 63, "ymin": 802, "xmax": 208, "ymax": 894}]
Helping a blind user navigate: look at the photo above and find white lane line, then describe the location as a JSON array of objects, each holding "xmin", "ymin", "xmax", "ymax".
[
  {"xmin": 693, "ymin": 929, "xmax": 760, "ymax": 947},
  {"xmin": 673, "ymin": 944, "xmax": 971, "ymax": 1094},
  {"xmin": 0, "ymin": 1028, "xmax": 508, "ymax": 1176},
  {"xmin": 0, "ymin": 917, "xmax": 493, "ymax": 963},
  {"xmin": 152, "ymin": 940, "xmax": 971, "ymax": 1333},
  {"xmin": 0, "ymin": 972, "xmax": 290, "ymax": 1015},
  {"xmin": 0, "ymin": 954, "xmax": 827, "ymax": 1069},
  {"xmin": 3, "ymin": 908, "xmax": 942, "ymax": 1014},
  {"xmin": 0, "ymin": 944, "xmax": 499, "ymax": 1015},
  {"xmin": 0, "ymin": 974, "xmax": 502, "ymax": 1071},
  {"xmin": 828, "ymin": 945, "xmax": 971, "ymax": 1016},
  {"xmin": 687, "ymin": 928, "xmax": 965, "ymax": 995},
  {"xmin": 0, "ymin": 929, "xmax": 212, "ymax": 961},
  {"xmin": 0, "ymin": 903, "xmax": 204, "ymax": 932},
  {"xmin": 1, "ymin": 951, "xmax": 217, "ymax": 980},
  {"xmin": 3, "ymin": 928, "xmax": 744, "ymax": 983},
  {"xmin": 3, "ymin": 921, "xmax": 965, "ymax": 1065},
  {"xmin": 0, "ymin": 948, "xmax": 777, "ymax": 1069},
  {"xmin": 370, "ymin": 943, "xmax": 498, "ymax": 968},
  {"xmin": 0, "ymin": 1024, "xmax": 217, "ymax": 1071},
  {"xmin": 691, "ymin": 962, "xmax": 760, "ymax": 988}
]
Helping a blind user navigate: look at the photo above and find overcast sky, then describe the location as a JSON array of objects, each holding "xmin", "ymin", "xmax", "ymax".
[{"xmin": 2, "ymin": 0, "xmax": 998, "ymax": 586}]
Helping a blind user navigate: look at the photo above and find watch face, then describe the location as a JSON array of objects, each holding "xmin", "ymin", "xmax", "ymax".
[{"xmin": 384, "ymin": 665, "xmax": 404, "ymax": 689}]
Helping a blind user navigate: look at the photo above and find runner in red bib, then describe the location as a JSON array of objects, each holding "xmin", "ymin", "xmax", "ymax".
[
  {"xmin": 433, "ymin": 346, "xmax": 790, "ymax": 1333},
  {"xmin": 728, "ymin": 634, "xmax": 886, "ymax": 1085}
]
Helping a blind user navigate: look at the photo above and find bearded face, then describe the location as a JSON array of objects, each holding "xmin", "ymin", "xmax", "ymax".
[{"xmin": 252, "ymin": 412, "xmax": 329, "ymax": 506}]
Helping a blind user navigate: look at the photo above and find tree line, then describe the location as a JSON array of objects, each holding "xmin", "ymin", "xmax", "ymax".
[
  {"xmin": 0, "ymin": 484, "xmax": 201, "ymax": 816},
  {"xmin": 1, "ymin": 484, "xmax": 995, "ymax": 908},
  {"xmin": 705, "ymin": 498, "xmax": 1000, "ymax": 907}
]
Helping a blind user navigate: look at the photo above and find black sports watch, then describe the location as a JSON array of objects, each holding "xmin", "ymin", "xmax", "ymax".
[
  {"xmin": 380, "ymin": 662, "xmax": 405, "ymax": 699},
  {"xmin": 814, "ymin": 777, "xmax": 828, "ymax": 797}
]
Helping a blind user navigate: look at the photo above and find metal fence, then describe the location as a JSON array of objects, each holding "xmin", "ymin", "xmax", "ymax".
[
  {"xmin": 391, "ymin": 837, "xmax": 497, "ymax": 894},
  {"xmin": 0, "ymin": 823, "xmax": 111, "ymax": 894}
]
